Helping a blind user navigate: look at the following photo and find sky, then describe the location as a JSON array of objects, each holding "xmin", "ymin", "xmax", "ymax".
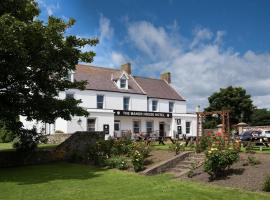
[{"xmin": 38, "ymin": 0, "xmax": 270, "ymax": 111}]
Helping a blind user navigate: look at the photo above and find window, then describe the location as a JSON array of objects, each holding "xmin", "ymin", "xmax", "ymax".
[
  {"xmin": 169, "ymin": 102, "xmax": 174, "ymax": 112},
  {"xmin": 97, "ymin": 95, "xmax": 104, "ymax": 109},
  {"xmin": 146, "ymin": 121, "xmax": 153, "ymax": 133},
  {"xmin": 65, "ymin": 93, "xmax": 74, "ymax": 99},
  {"xmin": 186, "ymin": 122, "xmax": 191, "ymax": 134},
  {"xmin": 152, "ymin": 100, "xmax": 158, "ymax": 111},
  {"xmin": 120, "ymin": 77, "xmax": 127, "ymax": 88},
  {"xmin": 123, "ymin": 97, "xmax": 130, "ymax": 110},
  {"xmin": 114, "ymin": 120, "xmax": 120, "ymax": 131},
  {"xmin": 87, "ymin": 119, "xmax": 96, "ymax": 131},
  {"xmin": 133, "ymin": 120, "xmax": 141, "ymax": 133}
]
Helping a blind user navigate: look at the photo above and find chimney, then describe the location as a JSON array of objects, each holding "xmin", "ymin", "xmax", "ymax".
[
  {"xmin": 160, "ymin": 72, "xmax": 171, "ymax": 83},
  {"xmin": 121, "ymin": 63, "xmax": 131, "ymax": 75}
]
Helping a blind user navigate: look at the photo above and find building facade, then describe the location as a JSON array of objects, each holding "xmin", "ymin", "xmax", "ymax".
[{"xmin": 20, "ymin": 63, "xmax": 197, "ymax": 139}]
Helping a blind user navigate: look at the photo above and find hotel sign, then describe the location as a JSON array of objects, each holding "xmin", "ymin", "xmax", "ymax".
[{"xmin": 114, "ymin": 110, "xmax": 172, "ymax": 118}]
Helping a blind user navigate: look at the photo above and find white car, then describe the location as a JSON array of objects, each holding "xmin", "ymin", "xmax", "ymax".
[{"xmin": 261, "ymin": 130, "xmax": 270, "ymax": 138}]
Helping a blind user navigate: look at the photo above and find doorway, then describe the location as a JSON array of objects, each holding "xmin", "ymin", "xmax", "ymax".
[{"xmin": 159, "ymin": 122, "xmax": 165, "ymax": 137}]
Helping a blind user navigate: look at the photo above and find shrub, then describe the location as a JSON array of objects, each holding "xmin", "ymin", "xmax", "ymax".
[
  {"xmin": 87, "ymin": 139, "xmax": 114, "ymax": 166},
  {"xmin": 263, "ymin": 176, "xmax": 270, "ymax": 192},
  {"xmin": 131, "ymin": 142, "xmax": 151, "ymax": 158},
  {"xmin": 245, "ymin": 142, "xmax": 255, "ymax": 154},
  {"xmin": 111, "ymin": 137, "xmax": 132, "ymax": 155},
  {"xmin": 105, "ymin": 156, "xmax": 129, "ymax": 170},
  {"xmin": 0, "ymin": 124, "xmax": 15, "ymax": 143},
  {"xmin": 169, "ymin": 141, "xmax": 185, "ymax": 155},
  {"xmin": 247, "ymin": 155, "xmax": 261, "ymax": 166},
  {"xmin": 204, "ymin": 148, "xmax": 239, "ymax": 179},
  {"xmin": 132, "ymin": 150, "xmax": 145, "ymax": 172}
]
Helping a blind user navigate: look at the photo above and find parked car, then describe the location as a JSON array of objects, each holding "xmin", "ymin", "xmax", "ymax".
[
  {"xmin": 251, "ymin": 130, "xmax": 262, "ymax": 139},
  {"xmin": 239, "ymin": 131, "xmax": 253, "ymax": 141},
  {"xmin": 261, "ymin": 130, "xmax": 270, "ymax": 138}
]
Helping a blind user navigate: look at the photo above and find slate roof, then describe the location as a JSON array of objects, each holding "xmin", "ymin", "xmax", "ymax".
[
  {"xmin": 74, "ymin": 64, "xmax": 185, "ymax": 101},
  {"xmin": 134, "ymin": 76, "xmax": 185, "ymax": 101},
  {"xmin": 74, "ymin": 64, "xmax": 145, "ymax": 95}
]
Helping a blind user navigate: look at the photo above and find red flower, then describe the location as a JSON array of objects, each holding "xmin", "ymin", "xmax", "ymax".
[{"xmin": 216, "ymin": 132, "xmax": 222, "ymax": 137}]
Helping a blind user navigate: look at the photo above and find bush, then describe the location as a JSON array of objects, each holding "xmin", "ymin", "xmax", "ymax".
[
  {"xmin": 132, "ymin": 150, "xmax": 145, "ymax": 172},
  {"xmin": 105, "ymin": 156, "xmax": 129, "ymax": 170},
  {"xmin": 111, "ymin": 137, "xmax": 132, "ymax": 155},
  {"xmin": 263, "ymin": 176, "xmax": 270, "ymax": 192},
  {"xmin": 130, "ymin": 142, "xmax": 151, "ymax": 158},
  {"xmin": 13, "ymin": 128, "xmax": 45, "ymax": 152},
  {"xmin": 247, "ymin": 155, "xmax": 261, "ymax": 166},
  {"xmin": 169, "ymin": 141, "xmax": 185, "ymax": 155},
  {"xmin": 87, "ymin": 139, "xmax": 114, "ymax": 166},
  {"xmin": 204, "ymin": 148, "xmax": 239, "ymax": 179},
  {"xmin": 0, "ymin": 124, "xmax": 15, "ymax": 143}
]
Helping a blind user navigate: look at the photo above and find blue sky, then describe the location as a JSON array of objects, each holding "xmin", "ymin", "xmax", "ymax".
[{"xmin": 38, "ymin": 0, "xmax": 270, "ymax": 111}]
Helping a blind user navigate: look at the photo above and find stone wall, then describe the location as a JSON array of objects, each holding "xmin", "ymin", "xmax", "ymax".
[
  {"xmin": 47, "ymin": 133, "xmax": 72, "ymax": 144},
  {"xmin": 0, "ymin": 131, "xmax": 105, "ymax": 168}
]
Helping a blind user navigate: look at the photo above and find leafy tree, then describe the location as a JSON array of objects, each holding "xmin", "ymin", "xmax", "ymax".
[
  {"xmin": 250, "ymin": 108, "xmax": 270, "ymax": 126},
  {"xmin": 0, "ymin": 0, "xmax": 98, "ymax": 151},
  {"xmin": 204, "ymin": 86, "xmax": 254, "ymax": 128}
]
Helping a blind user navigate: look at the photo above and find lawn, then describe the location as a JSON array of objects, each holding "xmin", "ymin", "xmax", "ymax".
[
  {"xmin": 0, "ymin": 143, "xmax": 58, "ymax": 151},
  {"xmin": 0, "ymin": 163, "xmax": 269, "ymax": 200}
]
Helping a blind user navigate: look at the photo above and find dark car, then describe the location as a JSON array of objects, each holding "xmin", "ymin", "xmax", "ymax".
[{"xmin": 239, "ymin": 131, "xmax": 253, "ymax": 141}]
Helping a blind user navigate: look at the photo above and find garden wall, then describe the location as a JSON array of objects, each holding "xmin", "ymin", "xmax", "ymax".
[
  {"xmin": 0, "ymin": 131, "xmax": 105, "ymax": 168},
  {"xmin": 47, "ymin": 133, "xmax": 72, "ymax": 144}
]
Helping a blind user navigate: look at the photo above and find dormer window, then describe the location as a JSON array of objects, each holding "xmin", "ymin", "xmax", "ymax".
[{"xmin": 120, "ymin": 77, "xmax": 127, "ymax": 88}]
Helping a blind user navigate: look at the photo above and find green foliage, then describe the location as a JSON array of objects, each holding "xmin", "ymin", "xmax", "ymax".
[
  {"xmin": 12, "ymin": 128, "xmax": 45, "ymax": 153},
  {"xmin": 131, "ymin": 142, "xmax": 151, "ymax": 158},
  {"xmin": 250, "ymin": 108, "xmax": 270, "ymax": 126},
  {"xmin": 204, "ymin": 148, "xmax": 239, "ymax": 179},
  {"xmin": 0, "ymin": 123, "xmax": 15, "ymax": 143},
  {"xmin": 247, "ymin": 156, "xmax": 261, "ymax": 166},
  {"xmin": 105, "ymin": 156, "xmax": 129, "ymax": 170},
  {"xmin": 205, "ymin": 86, "xmax": 254, "ymax": 127},
  {"xmin": 111, "ymin": 137, "xmax": 132, "ymax": 155},
  {"xmin": 263, "ymin": 176, "xmax": 270, "ymax": 192},
  {"xmin": 0, "ymin": 0, "xmax": 98, "ymax": 151},
  {"xmin": 169, "ymin": 141, "xmax": 185, "ymax": 155},
  {"xmin": 132, "ymin": 150, "xmax": 145, "ymax": 172}
]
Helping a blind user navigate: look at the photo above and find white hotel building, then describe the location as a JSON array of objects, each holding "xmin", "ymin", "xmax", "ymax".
[{"xmin": 21, "ymin": 63, "xmax": 197, "ymax": 139}]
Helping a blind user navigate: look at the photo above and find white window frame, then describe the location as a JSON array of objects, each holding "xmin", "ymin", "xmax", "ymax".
[
  {"xmin": 146, "ymin": 121, "xmax": 154, "ymax": 134},
  {"xmin": 133, "ymin": 120, "xmax": 141, "ymax": 133},
  {"xmin": 186, "ymin": 121, "xmax": 191, "ymax": 134},
  {"xmin": 97, "ymin": 94, "xmax": 104, "ymax": 109},
  {"xmin": 87, "ymin": 118, "xmax": 96, "ymax": 132},
  {"xmin": 152, "ymin": 100, "xmax": 158, "ymax": 112},
  {"xmin": 114, "ymin": 120, "xmax": 121, "ymax": 131},
  {"xmin": 123, "ymin": 96, "xmax": 130, "ymax": 110},
  {"xmin": 169, "ymin": 101, "xmax": 174, "ymax": 112}
]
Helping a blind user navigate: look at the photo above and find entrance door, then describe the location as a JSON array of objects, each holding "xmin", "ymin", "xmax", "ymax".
[{"xmin": 159, "ymin": 122, "xmax": 165, "ymax": 137}]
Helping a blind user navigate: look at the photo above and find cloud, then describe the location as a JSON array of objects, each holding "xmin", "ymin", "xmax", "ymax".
[
  {"xmin": 99, "ymin": 14, "xmax": 114, "ymax": 41},
  {"xmin": 125, "ymin": 21, "xmax": 270, "ymax": 111},
  {"xmin": 38, "ymin": 0, "xmax": 60, "ymax": 16}
]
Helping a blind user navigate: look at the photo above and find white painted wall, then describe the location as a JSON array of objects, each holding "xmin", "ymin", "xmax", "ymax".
[
  {"xmin": 60, "ymin": 89, "xmax": 147, "ymax": 111},
  {"xmin": 172, "ymin": 113, "xmax": 197, "ymax": 138},
  {"xmin": 148, "ymin": 98, "xmax": 187, "ymax": 113}
]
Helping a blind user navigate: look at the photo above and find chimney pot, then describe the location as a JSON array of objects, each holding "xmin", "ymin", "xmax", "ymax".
[
  {"xmin": 121, "ymin": 63, "xmax": 131, "ymax": 75},
  {"xmin": 160, "ymin": 72, "xmax": 171, "ymax": 83}
]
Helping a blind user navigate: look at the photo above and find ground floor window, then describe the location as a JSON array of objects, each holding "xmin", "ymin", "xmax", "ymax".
[
  {"xmin": 87, "ymin": 118, "xmax": 96, "ymax": 131},
  {"xmin": 133, "ymin": 120, "xmax": 141, "ymax": 133},
  {"xmin": 186, "ymin": 121, "xmax": 191, "ymax": 134},
  {"xmin": 114, "ymin": 120, "xmax": 120, "ymax": 131},
  {"xmin": 146, "ymin": 121, "xmax": 153, "ymax": 133}
]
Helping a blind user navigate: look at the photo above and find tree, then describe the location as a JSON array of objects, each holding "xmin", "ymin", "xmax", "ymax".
[
  {"xmin": 250, "ymin": 108, "xmax": 270, "ymax": 126},
  {"xmin": 0, "ymin": 0, "xmax": 98, "ymax": 151},
  {"xmin": 204, "ymin": 86, "xmax": 254, "ymax": 128}
]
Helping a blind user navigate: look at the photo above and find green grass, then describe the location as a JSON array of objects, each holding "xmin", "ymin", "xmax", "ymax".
[
  {"xmin": 0, "ymin": 163, "xmax": 269, "ymax": 200},
  {"xmin": 0, "ymin": 143, "xmax": 58, "ymax": 151}
]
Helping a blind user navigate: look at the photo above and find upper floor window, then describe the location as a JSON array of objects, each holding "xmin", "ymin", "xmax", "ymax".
[
  {"xmin": 186, "ymin": 122, "xmax": 191, "ymax": 134},
  {"xmin": 97, "ymin": 95, "xmax": 104, "ymax": 109},
  {"xmin": 169, "ymin": 102, "xmax": 174, "ymax": 112},
  {"xmin": 152, "ymin": 100, "xmax": 158, "ymax": 111},
  {"xmin": 120, "ymin": 77, "xmax": 127, "ymax": 89},
  {"xmin": 123, "ymin": 97, "xmax": 130, "ymax": 110}
]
